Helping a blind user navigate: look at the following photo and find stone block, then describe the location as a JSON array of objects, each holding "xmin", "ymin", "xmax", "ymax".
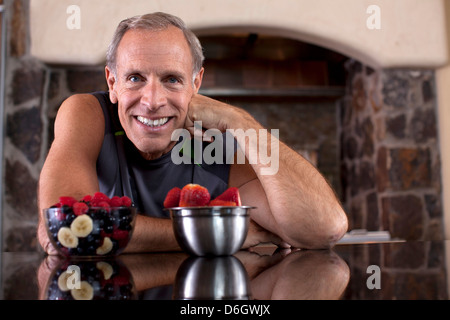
[
  {"xmin": 11, "ymin": 64, "xmax": 45, "ymax": 105},
  {"xmin": 6, "ymin": 106, "xmax": 42, "ymax": 163},
  {"xmin": 389, "ymin": 148, "xmax": 431, "ymax": 190},
  {"xmin": 381, "ymin": 194, "xmax": 424, "ymax": 240},
  {"xmin": 4, "ymin": 160, "xmax": 38, "ymax": 219}
]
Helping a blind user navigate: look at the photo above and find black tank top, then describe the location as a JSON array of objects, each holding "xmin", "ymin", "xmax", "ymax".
[{"xmin": 92, "ymin": 91, "xmax": 232, "ymax": 218}]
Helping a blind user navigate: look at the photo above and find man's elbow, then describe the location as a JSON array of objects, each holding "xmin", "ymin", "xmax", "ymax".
[{"xmin": 287, "ymin": 209, "xmax": 349, "ymax": 250}]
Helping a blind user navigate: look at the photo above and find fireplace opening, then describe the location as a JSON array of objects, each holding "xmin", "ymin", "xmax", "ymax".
[{"xmin": 198, "ymin": 33, "xmax": 349, "ymax": 199}]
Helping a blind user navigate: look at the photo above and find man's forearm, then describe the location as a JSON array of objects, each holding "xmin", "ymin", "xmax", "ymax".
[
  {"xmin": 230, "ymin": 111, "xmax": 348, "ymax": 248},
  {"xmin": 123, "ymin": 214, "xmax": 182, "ymax": 253}
]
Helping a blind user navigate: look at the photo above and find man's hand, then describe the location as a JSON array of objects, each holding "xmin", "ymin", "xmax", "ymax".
[
  {"xmin": 243, "ymin": 219, "xmax": 291, "ymax": 249},
  {"xmin": 185, "ymin": 94, "xmax": 253, "ymax": 134}
]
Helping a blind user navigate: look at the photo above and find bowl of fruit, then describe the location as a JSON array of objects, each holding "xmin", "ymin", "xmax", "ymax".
[
  {"xmin": 44, "ymin": 192, "xmax": 136, "ymax": 258},
  {"xmin": 164, "ymin": 184, "xmax": 254, "ymax": 256}
]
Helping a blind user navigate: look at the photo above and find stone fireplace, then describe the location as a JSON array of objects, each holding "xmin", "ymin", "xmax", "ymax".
[
  {"xmin": 2, "ymin": 0, "xmax": 450, "ymax": 299},
  {"xmin": 4, "ymin": 0, "xmax": 449, "ymax": 246}
]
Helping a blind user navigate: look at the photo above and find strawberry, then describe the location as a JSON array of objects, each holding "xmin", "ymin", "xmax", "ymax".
[
  {"xmin": 213, "ymin": 187, "xmax": 241, "ymax": 206},
  {"xmin": 73, "ymin": 201, "xmax": 89, "ymax": 216},
  {"xmin": 208, "ymin": 199, "xmax": 237, "ymax": 206},
  {"xmin": 179, "ymin": 184, "xmax": 210, "ymax": 207},
  {"xmin": 163, "ymin": 187, "xmax": 181, "ymax": 208}
]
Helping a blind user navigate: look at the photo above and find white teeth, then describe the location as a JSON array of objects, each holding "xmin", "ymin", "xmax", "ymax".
[{"xmin": 137, "ymin": 116, "xmax": 169, "ymax": 127}]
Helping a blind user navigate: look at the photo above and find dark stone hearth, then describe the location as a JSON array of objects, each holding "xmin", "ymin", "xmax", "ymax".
[
  {"xmin": 5, "ymin": 160, "xmax": 38, "ymax": 219},
  {"xmin": 7, "ymin": 106, "xmax": 42, "ymax": 163}
]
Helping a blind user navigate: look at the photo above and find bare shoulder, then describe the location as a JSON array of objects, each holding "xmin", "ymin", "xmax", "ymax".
[
  {"xmin": 52, "ymin": 93, "xmax": 105, "ymax": 158},
  {"xmin": 56, "ymin": 93, "xmax": 104, "ymax": 122}
]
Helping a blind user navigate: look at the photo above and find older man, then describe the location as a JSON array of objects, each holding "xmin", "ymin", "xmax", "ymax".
[{"xmin": 37, "ymin": 12, "xmax": 347, "ymax": 254}]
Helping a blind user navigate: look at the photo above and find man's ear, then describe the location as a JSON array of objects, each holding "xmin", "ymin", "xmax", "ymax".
[
  {"xmin": 193, "ymin": 67, "xmax": 204, "ymax": 93},
  {"xmin": 105, "ymin": 66, "xmax": 118, "ymax": 103}
]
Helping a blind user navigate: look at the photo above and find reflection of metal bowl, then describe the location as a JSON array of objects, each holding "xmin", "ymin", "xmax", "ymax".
[
  {"xmin": 167, "ymin": 206, "xmax": 253, "ymax": 256},
  {"xmin": 173, "ymin": 256, "xmax": 251, "ymax": 300}
]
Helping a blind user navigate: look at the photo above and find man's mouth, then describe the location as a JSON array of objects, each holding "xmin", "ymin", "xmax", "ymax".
[{"xmin": 136, "ymin": 116, "xmax": 170, "ymax": 127}]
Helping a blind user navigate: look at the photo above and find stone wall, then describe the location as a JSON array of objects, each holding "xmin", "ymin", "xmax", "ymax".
[{"xmin": 340, "ymin": 60, "xmax": 444, "ymax": 240}]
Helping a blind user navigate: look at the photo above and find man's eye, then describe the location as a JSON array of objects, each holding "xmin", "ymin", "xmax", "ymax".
[
  {"xmin": 167, "ymin": 77, "xmax": 179, "ymax": 84},
  {"xmin": 128, "ymin": 75, "xmax": 141, "ymax": 82}
]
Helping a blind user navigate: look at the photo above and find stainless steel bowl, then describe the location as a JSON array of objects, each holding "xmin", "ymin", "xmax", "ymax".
[
  {"xmin": 173, "ymin": 256, "xmax": 251, "ymax": 300},
  {"xmin": 166, "ymin": 206, "xmax": 253, "ymax": 256}
]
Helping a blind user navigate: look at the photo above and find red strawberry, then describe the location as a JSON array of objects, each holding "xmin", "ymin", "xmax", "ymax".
[
  {"xmin": 208, "ymin": 199, "xmax": 237, "ymax": 206},
  {"xmin": 73, "ymin": 202, "xmax": 89, "ymax": 215},
  {"xmin": 120, "ymin": 196, "xmax": 132, "ymax": 207},
  {"xmin": 179, "ymin": 184, "xmax": 210, "ymax": 207},
  {"xmin": 213, "ymin": 187, "xmax": 241, "ymax": 206},
  {"xmin": 163, "ymin": 187, "xmax": 181, "ymax": 208},
  {"xmin": 59, "ymin": 196, "xmax": 77, "ymax": 207}
]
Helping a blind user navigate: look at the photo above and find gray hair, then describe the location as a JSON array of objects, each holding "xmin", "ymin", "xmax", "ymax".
[{"xmin": 106, "ymin": 12, "xmax": 204, "ymax": 77}]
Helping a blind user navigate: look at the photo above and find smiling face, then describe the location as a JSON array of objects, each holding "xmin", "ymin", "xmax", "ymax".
[{"xmin": 105, "ymin": 26, "xmax": 203, "ymax": 160}]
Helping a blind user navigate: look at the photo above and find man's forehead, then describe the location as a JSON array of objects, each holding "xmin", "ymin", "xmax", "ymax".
[{"xmin": 115, "ymin": 27, "xmax": 193, "ymax": 69}]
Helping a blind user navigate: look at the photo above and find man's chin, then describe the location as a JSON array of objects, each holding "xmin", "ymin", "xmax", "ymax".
[{"xmin": 136, "ymin": 141, "xmax": 177, "ymax": 161}]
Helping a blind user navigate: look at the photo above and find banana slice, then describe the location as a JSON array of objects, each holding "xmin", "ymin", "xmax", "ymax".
[
  {"xmin": 96, "ymin": 261, "xmax": 114, "ymax": 280},
  {"xmin": 57, "ymin": 227, "xmax": 78, "ymax": 248},
  {"xmin": 70, "ymin": 281, "xmax": 94, "ymax": 300},
  {"xmin": 70, "ymin": 214, "xmax": 93, "ymax": 237},
  {"xmin": 57, "ymin": 271, "xmax": 72, "ymax": 291},
  {"xmin": 96, "ymin": 237, "xmax": 113, "ymax": 255}
]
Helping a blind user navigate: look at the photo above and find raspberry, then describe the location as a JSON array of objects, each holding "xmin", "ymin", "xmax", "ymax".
[
  {"xmin": 120, "ymin": 196, "xmax": 132, "ymax": 207},
  {"xmin": 92, "ymin": 192, "xmax": 110, "ymax": 203},
  {"xmin": 73, "ymin": 202, "xmax": 89, "ymax": 216},
  {"xmin": 59, "ymin": 196, "xmax": 77, "ymax": 207},
  {"xmin": 109, "ymin": 196, "xmax": 122, "ymax": 207}
]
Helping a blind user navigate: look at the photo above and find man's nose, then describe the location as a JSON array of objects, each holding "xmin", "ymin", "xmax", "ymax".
[{"xmin": 140, "ymin": 79, "xmax": 166, "ymax": 111}]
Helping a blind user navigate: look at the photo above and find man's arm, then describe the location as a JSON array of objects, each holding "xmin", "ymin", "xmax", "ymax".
[
  {"xmin": 187, "ymin": 94, "xmax": 348, "ymax": 249},
  {"xmin": 37, "ymin": 94, "xmax": 180, "ymax": 254}
]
